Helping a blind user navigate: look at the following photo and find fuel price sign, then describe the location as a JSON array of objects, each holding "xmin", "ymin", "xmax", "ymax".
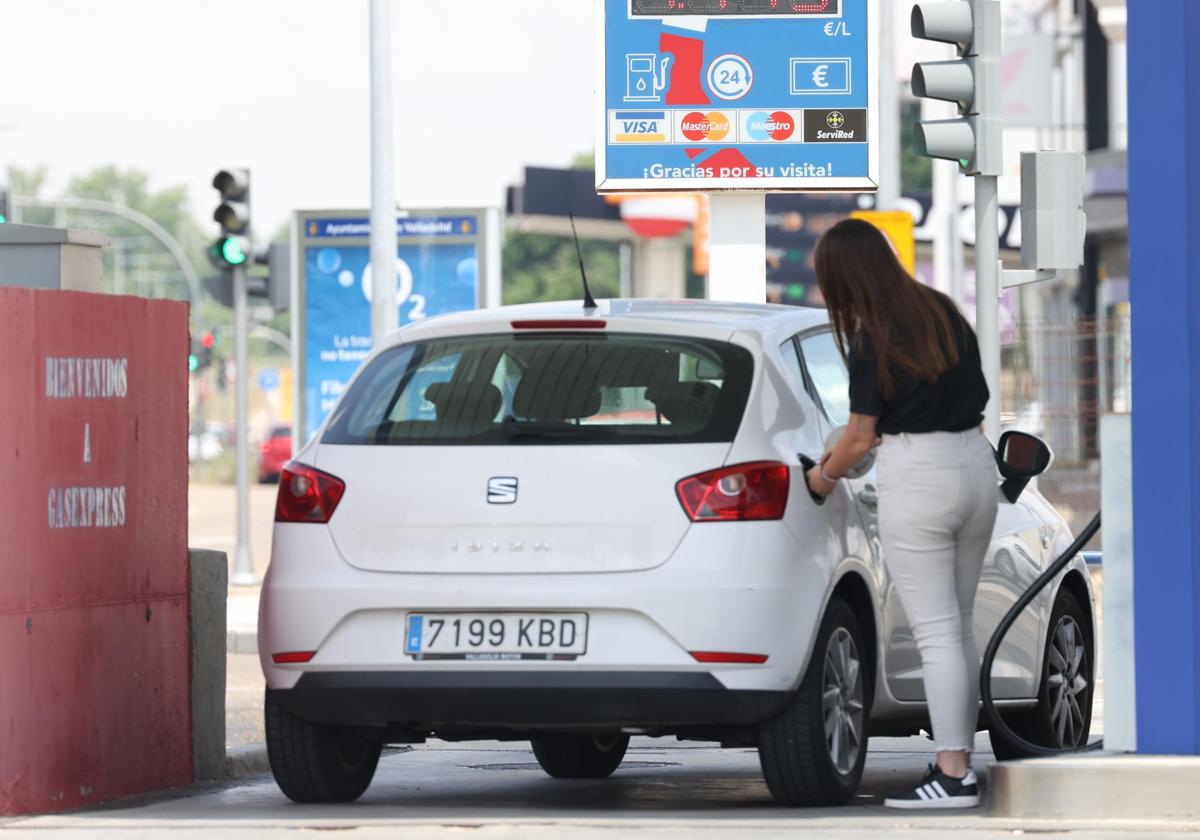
[
  {"xmin": 630, "ymin": 0, "xmax": 842, "ymax": 17},
  {"xmin": 597, "ymin": 0, "xmax": 878, "ymax": 192}
]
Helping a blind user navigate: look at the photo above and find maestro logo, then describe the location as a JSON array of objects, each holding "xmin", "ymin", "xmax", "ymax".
[
  {"xmin": 746, "ymin": 111, "xmax": 797, "ymax": 141},
  {"xmin": 826, "ymin": 111, "xmax": 846, "ymax": 130},
  {"xmin": 680, "ymin": 111, "xmax": 732, "ymax": 142}
]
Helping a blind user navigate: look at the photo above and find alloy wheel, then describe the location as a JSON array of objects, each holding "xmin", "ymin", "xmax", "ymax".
[
  {"xmin": 822, "ymin": 626, "xmax": 865, "ymax": 775},
  {"xmin": 1046, "ymin": 615, "xmax": 1090, "ymax": 748}
]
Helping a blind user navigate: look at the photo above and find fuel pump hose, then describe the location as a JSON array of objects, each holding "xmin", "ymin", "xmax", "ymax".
[{"xmin": 979, "ymin": 511, "xmax": 1104, "ymax": 756}]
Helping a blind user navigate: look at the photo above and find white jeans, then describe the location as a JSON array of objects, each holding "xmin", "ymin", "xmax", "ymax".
[{"xmin": 876, "ymin": 429, "xmax": 999, "ymax": 752}]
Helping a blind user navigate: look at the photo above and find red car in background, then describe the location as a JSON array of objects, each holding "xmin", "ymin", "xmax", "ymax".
[{"xmin": 257, "ymin": 424, "xmax": 292, "ymax": 484}]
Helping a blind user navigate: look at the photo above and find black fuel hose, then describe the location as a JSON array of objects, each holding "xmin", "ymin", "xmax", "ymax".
[{"xmin": 979, "ymin": 510, "xmax": 1104, "ymax": 756}]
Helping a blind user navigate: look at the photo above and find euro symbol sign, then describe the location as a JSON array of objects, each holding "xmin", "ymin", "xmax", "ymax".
[
  {"xmin": 812, "ymin": 64, "xmax": 830, "ymax": 89},
  {"xmin": 824, "ymin": 22, "xmax": 835, "ymax": 36}
]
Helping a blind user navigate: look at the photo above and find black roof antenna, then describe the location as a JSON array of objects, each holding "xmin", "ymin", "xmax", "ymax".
[{"xmin": 568, "ymin": 212, "xmax": 599, "ymax": 311}]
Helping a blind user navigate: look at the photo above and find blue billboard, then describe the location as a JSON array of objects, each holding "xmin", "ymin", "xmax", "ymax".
[
  {"xmin": 597, "ymin": 0, "xmax": 879, "ymax": 193},
  {"xmin": 295, "ymin": 211, "xmax": 492, "ymax": 440}
]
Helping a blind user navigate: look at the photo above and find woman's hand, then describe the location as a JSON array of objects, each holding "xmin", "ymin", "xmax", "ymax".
[
  {"xmin": 807, "ymin": 465, "xmax": 837, "ymax": 497},
  {"xmin": 822, "ymin": 414, "xmax": 880, "ymax": 480}
]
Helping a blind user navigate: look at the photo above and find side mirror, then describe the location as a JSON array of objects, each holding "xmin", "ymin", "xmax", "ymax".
[{"xmin": 996, "ymin": 430, "xmax": 1053, "ymax": 503}]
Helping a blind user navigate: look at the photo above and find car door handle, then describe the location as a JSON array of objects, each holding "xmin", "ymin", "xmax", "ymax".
[{"xmin": 858, "ymin": 487, "xmax": 879, "ymax": 512}]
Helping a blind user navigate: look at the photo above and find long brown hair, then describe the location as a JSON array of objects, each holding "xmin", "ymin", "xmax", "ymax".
[{"xmin": 814, "ymin": 218, "xmax": 960, "ymax": 400}]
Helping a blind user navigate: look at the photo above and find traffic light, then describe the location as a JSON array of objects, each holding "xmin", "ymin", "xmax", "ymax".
[
  {"xmin": 213, "ymin": 169, "xmax": 251, "ymax": 234},
  {"xmin": 0, "ymin": 189, "xmax": 9, "ymax": 224},
  {"xmin": 210, "ymin": 168, "xmax": 251, "ymax": 270},
  {"xmin": 189, "ymin": 335, "xmax": 214, "ymax": 372},
  {"xmin": 253, "ymin": 241, "xmax": 292, "ymax": 311},
  {"xmin": 911, "ymin": 0, "xmax": 1001, "ymax": 176},
  {"xmin": 208, "ymin": 235, "xmax": 248, "ymax": 269}
]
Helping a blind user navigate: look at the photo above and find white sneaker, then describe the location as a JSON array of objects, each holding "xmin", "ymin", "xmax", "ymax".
[{"xmin": 884, "ymin": 764, "xmax": 981, "ymax": 809}]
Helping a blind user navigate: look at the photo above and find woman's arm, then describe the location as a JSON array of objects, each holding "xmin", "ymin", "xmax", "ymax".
[{"xmin": 806, "ymin": 413, "xmax": 879, "ymax": 496}]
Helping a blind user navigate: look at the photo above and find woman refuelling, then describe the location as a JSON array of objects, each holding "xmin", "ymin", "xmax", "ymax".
[{"xmin": 806, "ymin": 219, "xmax": 997, "ymax": 810}]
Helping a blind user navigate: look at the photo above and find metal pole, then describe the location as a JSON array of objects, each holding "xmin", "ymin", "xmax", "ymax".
[
  {"xmin": 951, "ymin": 192, "xmax": 965, "ymax": 305},
  {"xmin": 369, "ymin": 0, "xmax": 398, "ymax": 342},
  {"xmin": 619, "ymin": 241, "xmax": 633, "ymax": 299},
  {"xmin": 708, "ymin": 193, "xmax": 767, "ymax": 303},
  {"xmin": 230, "ymin": 263, "xmax": 256, "ymax": 586},
  {"xmin": 975, "ymin": 174, "xmax": 1001, "ymax": 441},
  {"xmin": 876, "ymin": 0, "xmax": 900, "ymax": 210}
]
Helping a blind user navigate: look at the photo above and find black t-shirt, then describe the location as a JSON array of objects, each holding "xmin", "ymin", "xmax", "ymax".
[{"xmin": 847, "ymin": 297, "xmax": 989, "ymax": 435}]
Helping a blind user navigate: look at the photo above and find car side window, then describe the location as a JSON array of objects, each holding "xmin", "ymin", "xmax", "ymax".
[
  {"xmin": 798, "ymin": 331, "xmax": 852, "ymax": 428},
  {"xmin": 778, "ymin": 339, "xmax": 810, "ymax": 400}
]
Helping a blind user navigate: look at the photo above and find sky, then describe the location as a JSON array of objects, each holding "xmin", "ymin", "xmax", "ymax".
[
  {"xmin": 1, "ymin": 0, "xmax": 1047, "ymax": 235},
  {"xmin": 0, "ymin": 0, "xmax": 596, "ymax": 234}
]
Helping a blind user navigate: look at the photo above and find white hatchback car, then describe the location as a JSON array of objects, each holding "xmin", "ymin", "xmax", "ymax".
[{"xmin": 259, "ymin": 299, "xmax": 1095, "ymax": 806}]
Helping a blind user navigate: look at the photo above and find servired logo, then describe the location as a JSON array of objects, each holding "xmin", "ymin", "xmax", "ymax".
[
  {"xmin": 681, "ymin": 111, "xmax": 733, "ymax": 142},
  {"xmin": 746, "ymin": 111, "xmax": 797, "ymax": 141}
]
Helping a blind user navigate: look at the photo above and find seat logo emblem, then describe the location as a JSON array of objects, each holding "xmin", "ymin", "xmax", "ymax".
[{"xmin": 487, "ymin": 477, "xmax": 518, "ymax": 505}]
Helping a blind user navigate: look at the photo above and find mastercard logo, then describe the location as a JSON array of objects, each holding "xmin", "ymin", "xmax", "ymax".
[
  {"xmin": 746, "ymin": 111, "xmax": 797, "ymax": 141},
  {"xmin": 680, "ymin": 111, "xmax": 732, "ymax": 142}
]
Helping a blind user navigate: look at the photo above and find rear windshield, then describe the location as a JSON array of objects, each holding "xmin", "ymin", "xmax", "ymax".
[{"xmin": 322, "ymin": 333, "xmax": 753, "ymax": 446}]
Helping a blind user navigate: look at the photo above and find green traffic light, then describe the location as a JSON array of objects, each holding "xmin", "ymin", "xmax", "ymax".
[
  {"xmin": 221, "ymin": 237, "xmax": 248, "ymax": 266},
  {"xmin": 188, "ymin": 354, "xmax": 199, "ymax": 372},
  {"xmin": 0, "ymin": 214, "xmax": 7, "ymax": 224}
]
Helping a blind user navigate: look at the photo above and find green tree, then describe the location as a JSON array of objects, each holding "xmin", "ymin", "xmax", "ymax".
[
  {"xmin": 6, "ymin": 166, "xmax": 54, "ymax": 225},
  {"xmin": 503, "ymin": 232, "xmax": 621, "ymax": 306},
  {"xmin": 9, "ymin": 164, "xmax": 210, "ymax": 311},
  {"xmin": 66, "ymin": 165, "xmax": 209, "ymax": 304}
]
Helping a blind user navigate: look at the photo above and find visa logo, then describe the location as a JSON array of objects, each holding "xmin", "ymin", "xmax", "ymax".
[{"xmin": 613, "ymin": 111, "xmax": 668, "ymax": 143}]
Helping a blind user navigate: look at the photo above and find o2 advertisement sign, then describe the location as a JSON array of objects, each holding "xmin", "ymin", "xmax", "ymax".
[
  {"xmin": 295, "ymin": 210, "xmax": 487, "ymax": 440},
  {"xmin": 597, "ymin": 0, "xmax": 879, "ymax": 192}
]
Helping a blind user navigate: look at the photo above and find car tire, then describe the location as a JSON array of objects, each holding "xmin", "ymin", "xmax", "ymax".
[
  {"xmin": 989, "ymin": 587, "xmax": 1094, "ymax": 760},
  {"xmin": 530, "ymin": 733, "xmax": 630, "ymax": 779},
  {"xmin": 265, "ymin": 697, "xmax": 383, "ymax": 803},
  {"xmin": 757, "ymin": 596, "xmax": 871, "ymax": 807}
]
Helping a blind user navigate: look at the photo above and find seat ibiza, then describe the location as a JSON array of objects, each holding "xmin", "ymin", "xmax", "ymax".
[{"xmin": 259, "ymin": 299, "xmax": 1095, "ymax": 805}]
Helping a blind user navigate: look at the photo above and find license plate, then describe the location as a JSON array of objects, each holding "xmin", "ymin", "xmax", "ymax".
[{"xmin": 404, "ymin": 612, "xmax": 589, "ymax": 661}]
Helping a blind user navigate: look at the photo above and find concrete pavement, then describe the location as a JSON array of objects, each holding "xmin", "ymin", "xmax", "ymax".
[
  {"xmin": 188, "ymin": 482, "xmax": 276, "ymax": 586},
  {"xmin": 225, "ymin": 652, "xmax": 265, "ymax": 749},
  {"xmin": 2, "ymin": 735, "xmax": 1190, "ymax": 838},
  {"xmin": 184, "ymin": 482, "xmax": 1160, "ymax": 835}
]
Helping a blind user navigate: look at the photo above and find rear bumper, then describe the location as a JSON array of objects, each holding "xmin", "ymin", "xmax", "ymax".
[
  {"xmin": 268, "ymin": 670, "xmax": 790, "ymax": 731},
  {"xmin": 261, "ymin": 523, "xmax": 833, "ymax": 697}
]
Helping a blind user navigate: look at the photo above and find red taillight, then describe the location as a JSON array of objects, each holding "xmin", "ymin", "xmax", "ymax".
[
  {"xmin": 275, "ymin": 462, "xmax": 345, "ymax": 523},
  {"xmin": 511, "ymin": 319, "xmax": 607, "ymax": 330},
  {"xmin": 675, "ymin": 461, "xmax": 790, "ymax": 522},
  {"xmin": 271, "ymin": 651, "xmax": 315, "ymax": 664},
  {"xmin": 690, "ymin": 651, "xmax": 769, "ymax": 664}
]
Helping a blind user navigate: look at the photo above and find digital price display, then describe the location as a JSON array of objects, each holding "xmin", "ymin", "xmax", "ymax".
[{"xmin": 631, "ymin": 0, "xmax": 841, "ymax": 16}]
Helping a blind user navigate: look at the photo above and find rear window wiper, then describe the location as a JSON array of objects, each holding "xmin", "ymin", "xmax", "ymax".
[{"xmin": 501, "ymin": 418, "xmax": 606, "ymax": 439}]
